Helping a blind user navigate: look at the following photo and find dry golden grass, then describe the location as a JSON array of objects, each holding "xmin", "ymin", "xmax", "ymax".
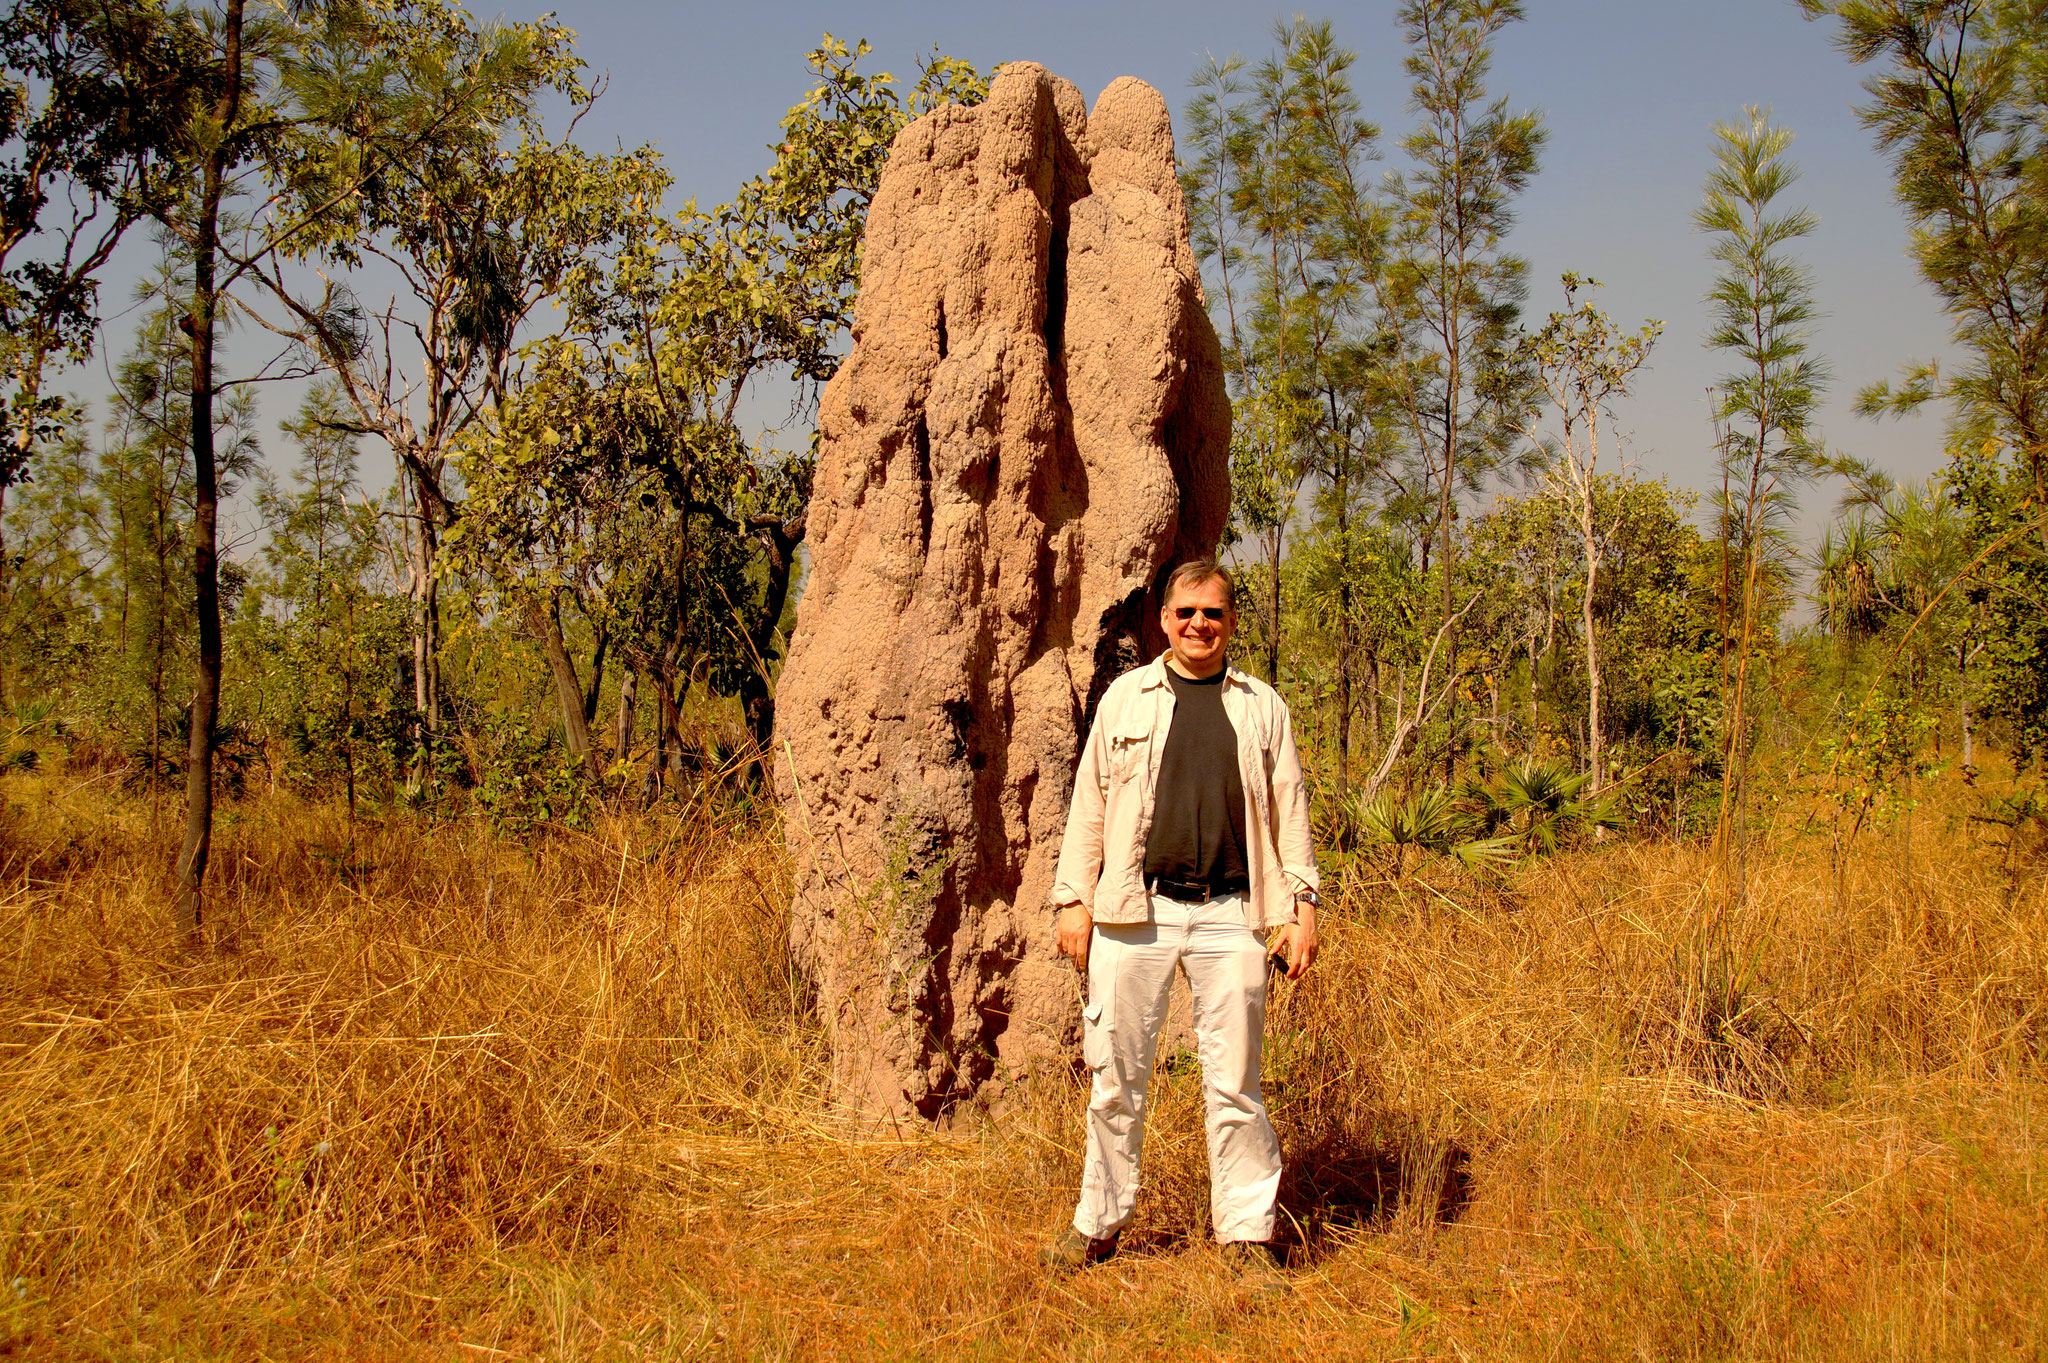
[{"xmin": 0, "ymin": 762, "xmax": 2043, "ymax": 1360}]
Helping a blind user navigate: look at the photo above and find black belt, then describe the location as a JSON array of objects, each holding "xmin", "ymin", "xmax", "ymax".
[{"xmin": 1145, "ymin": 873, "xmax": 1249, "ymax": 904}]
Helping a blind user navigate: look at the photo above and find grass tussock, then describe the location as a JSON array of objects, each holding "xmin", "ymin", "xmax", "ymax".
[{"xmin": 1, "ymin": 766, "xmax": 2044, "ymax": 1359}]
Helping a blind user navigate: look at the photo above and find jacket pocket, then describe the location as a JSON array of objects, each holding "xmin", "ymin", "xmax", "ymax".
[
  {"xmin": 1107, "ymin": 727, "xmax": 1149, "ymax": 785},
  {"xmin": 1081, "ymin": 1000, "xmax": 1110, "ymax": 1070}
]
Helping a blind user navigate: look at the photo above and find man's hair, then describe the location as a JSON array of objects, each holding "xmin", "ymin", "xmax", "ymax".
[{"xmin": 1163, "ymin": 557, "xmax": 1235, "ymax": 613}]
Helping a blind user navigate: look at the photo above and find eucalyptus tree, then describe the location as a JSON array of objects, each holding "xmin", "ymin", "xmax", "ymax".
[
  {"xmin": 1182, "ymin": 9, "xmax": 1539, "ymax": 788},
  {"xmin": 0, "ymin": 0, "xmax": 192, "ymax": 465},
  {"xmin": 88, "ymin": 262, "xmax": 260, "ymax": 788},
  {"xmin": 1270, "ymin": 21, "xmax": 1404, "ymax": 793},
  {"xmin": 1801, "ymin": 0, "xmax": 2048, "ymax": 758},
  {"xmin": 1384, "ymin": 0, "xmax": 1545, "ymax": 777},
  {"xmin": 1181, "ymin": 33, "xmax": 1322, "ymax": 687},
  {"xmin": 1696, "ymin": 107, "xmax": 1828, "ymax": 856},
  {"xmin": 253, "ymin": 381, "xmax": 398, "ymax": 813},
  {"xmin": 632, "ymin": 39, "xmax": 986, "ymax": 783},
  {"xmin": 228, "ymin": 6, "xmax": 655, "ymax": 787},
  {"xmin": 455, "ymin": 39, "xmax": 986, "ymax": 792},
  {"xmin": 0, "ymin": 0, "xmax": 199, "ymax": 694},
  {"xmin": 1517, "ymin": 273, "xmax": 1660, "ymax": 790},
  {"xmin": 138, "ymin": 0, "xmax": 606, "ymax": 935},
  {"xmin": 1185, "ymin": 20, "xmax": 1400, "ymax": 783}
]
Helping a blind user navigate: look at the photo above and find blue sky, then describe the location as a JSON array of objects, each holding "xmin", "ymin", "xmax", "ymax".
[{"xmin": 549, "ymin": 0, "xmax": 1953, "ymax": 534}]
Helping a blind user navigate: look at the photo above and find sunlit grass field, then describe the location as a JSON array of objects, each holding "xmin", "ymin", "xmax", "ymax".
[{"xmin": 1, "ymin": 759, "xmax": 2042, "ymax": 1359}]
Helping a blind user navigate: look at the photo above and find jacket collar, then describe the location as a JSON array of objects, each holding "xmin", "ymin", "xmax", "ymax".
[{"xmin": 1141, "ymin": 651, "xmax": 1249, "ymax": 691}]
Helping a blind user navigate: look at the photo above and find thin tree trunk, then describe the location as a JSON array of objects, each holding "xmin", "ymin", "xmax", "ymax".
[
  {"xmin": 1335, "ymin": 471, "xmax": 1353, "ymax": 797},
  {"xmin": 641, "ymin": 526, "xmax": 692, "ymax": 803},
  {"xmin": 1527, "ymin": 625, "xmax": 1539, "ymax": 742},
  {"xmin": 1581, "ymin": 515, "xmax": 1603, "ymax": 790},
  {"xmin": 582, "ymin": 623, "xmax": 608, "ymax": 728},
  {"xmin": 1365, "ymin": 646, "xmax": 1381, "ymax": 750},
  {"xmin": 1959, "ymin": 638, "xmax": 1976, "ymax": 771},
  {"xmin": 614, "ymin": 667, "xmax": 636, "ymax": 765},
  {"xmin": 641, "ymin": 632, "xmax": 685, "ymax": 804},
  {"xmin": 738, "ymin": 516, "xmax": 803, "ymax": 785},
  {"xmin": 1265, "ymin": 530, "xmax": 1282, "ymax": 685},
  {"xmin": 175, "ymin": 0, "xmax": 244, "ymax": 944},
  {"xmin": 1439, "ymin": 414, "xmax": 1458, "ymax": 782},
  {"xmin": 406, "ymin": 481, "xmax": 441, "ymax": 780},
  {"xmin": 529, "ymin": 594, "xmax": 602, "ymax": 782}
]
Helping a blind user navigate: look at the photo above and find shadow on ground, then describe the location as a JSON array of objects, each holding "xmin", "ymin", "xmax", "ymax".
[{"xmin": 1273, "ymin": 1120, "xmax": 1474, "ymax": 1264}]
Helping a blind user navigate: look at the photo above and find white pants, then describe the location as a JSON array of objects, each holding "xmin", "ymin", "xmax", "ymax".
[{"xmin": 1071, "ymin": 893, "xmax": 1280, "ymax": 1243}]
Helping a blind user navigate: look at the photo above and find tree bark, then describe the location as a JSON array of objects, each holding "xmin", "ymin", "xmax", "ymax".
[
  {"xmin": 1265, "ymin": 534, "xmax": 1282, "ymax": 685},
  {"xmin": 1365, "ymin": 645, "xmax": 1381, "ymax": 751},
  {"xmin": 528, "ymin": 594, "xmax": 602, "ymax": 782},
  {"xmin": 738, "ymin": 514, "xmax": 803, "ymax": 785},
  {"xmin": 174, "ymin": 0, "xmax": 243, "ymax": 944},
  {"xmin": 405, "ymin": 473, "xmax": 442, "ymax": 781},
  {"xmin": 1581, "ymin": 505, "xmax": 1604, "ymax": 790},
  {"xmin": 640, "ymin": 632, "xmax": 685, "ymax": 804},
  {"xmin": 582, "ymin": 622, "xmax": 608, "ymax": 728},
  {"xmin": 1335, "ymin": 467, "xmax": 1352, "ymax": 797},
  {"xmin": 614, "ymin": 667, "xmax": 636, "ymax": 765}
]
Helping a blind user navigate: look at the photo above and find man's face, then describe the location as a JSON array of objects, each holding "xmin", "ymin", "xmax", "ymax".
[{"xmin": 1161, "ymin": 575, "xmax": 1236, "ymax": 676}]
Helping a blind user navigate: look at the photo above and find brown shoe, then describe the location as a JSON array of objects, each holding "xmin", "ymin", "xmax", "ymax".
[
  {"xmin": 1220, "ymin": 1239, "xmax": 1292, "ymax": 1294},
  {"xmin": 1039, "ymin": 1226, "xmax": 1118, "ymax": 1273}
]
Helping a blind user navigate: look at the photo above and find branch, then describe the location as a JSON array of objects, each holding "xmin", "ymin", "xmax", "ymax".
[{"xmin": 1360, "ymin": 587, "xmax": 1483, "ymax": 799}]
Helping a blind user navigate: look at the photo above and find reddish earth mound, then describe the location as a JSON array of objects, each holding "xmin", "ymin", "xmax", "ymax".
[{"xmin": 777, "ymin": 63, "xmax": 1230, "ymax": 1119}]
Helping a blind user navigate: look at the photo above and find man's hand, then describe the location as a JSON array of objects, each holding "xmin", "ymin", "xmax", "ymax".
[
  {"xmin": 1055, "ymin": 902, "xmax": 1093, "ymax": 971},
  {"xmin": 1270, "ymin": 902, "xmax": 1318, "ymax": 980}
]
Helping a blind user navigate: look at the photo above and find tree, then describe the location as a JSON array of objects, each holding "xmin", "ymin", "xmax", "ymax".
[
  {"xmin": 1183, "ymin": 11, "xmax": 1539, "ymax": 793},
  {"xmin": 0, "ymin": 425, "xmax": 100, "ymax": 703},
  {"xmin": 1801, "ymin": 0, "xmax": 2048, "ymax": 759},
  {"xmin": 1466, "ymin": 477, "xmax": 1719, "ymax": 789},
  {"xmin": 1517, "ymin": 273, "xmax": 1660, "ymax": 790},
  {"xmin": 1385, "ymin": 0, "xmax": 1545, "ymax": 777},
  {"xmin": 1814, "ymin": 475, "xmax": 1985, "ymax": 762},
  {"xmin": 144, "ymin": 0, "xmax": 598, "ymax": 935},
  {"xmin": 241, "ymin": 6, "xmax": 660, "ymax": 785},
  {"xmin": 454, "ymin": 38, "xmax": 986, "ymax": 792},
  {"xmin": 1802, "ymin": 0, "xmax": 2048, "ymax": 508},
  {"xmin": 1219, "ymin": 27, "xmax": 1329, "ymax": 690},
  {"xmin": 253, "ymin": 381, "xmax": 401, "ymax": 813},
  {"xmin": 1697, "ymin": 107, "xmax": 1829, "ymax": 859},
  {"xmin": 87, "ymin": 259, "xmax": 259, "ymax": 789},
  {"xmin": 0, "ymin": 0, "xmax": 198, "ymax": 692},
  {"xmin": 1271, "ymin": 21, "xmax": 1399, "ymax": 794}
]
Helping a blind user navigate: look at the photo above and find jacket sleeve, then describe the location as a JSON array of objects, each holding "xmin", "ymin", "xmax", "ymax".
[
  {"xmin": 1269, "ymin": 697, "xmax": 1320, "ymax": 897},
  {"xmin": 1048, "ymin": 705, "xmax": 1111, "ymax": 911}
]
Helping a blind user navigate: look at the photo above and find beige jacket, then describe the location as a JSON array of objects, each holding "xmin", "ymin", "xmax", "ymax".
[{"xmin": 1049, "ymin": 654, "xmax": 1320, "ymax": 928}]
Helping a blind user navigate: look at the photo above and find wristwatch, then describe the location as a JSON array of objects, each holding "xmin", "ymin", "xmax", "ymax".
[{"xmin": 1293, "ymin": 888, "xmax": 1320, "ymax": 909}]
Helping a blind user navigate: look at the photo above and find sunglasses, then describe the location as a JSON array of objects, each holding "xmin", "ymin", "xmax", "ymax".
[{"xmin": 1171, "ymin": 606, "xmax": 1228, "ymax": 621}]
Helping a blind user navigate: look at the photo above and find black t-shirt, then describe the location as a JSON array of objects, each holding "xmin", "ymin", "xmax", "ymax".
[{"xmin": 1143, "ymin": 666, "xmax": 1250, "ymax": 891}]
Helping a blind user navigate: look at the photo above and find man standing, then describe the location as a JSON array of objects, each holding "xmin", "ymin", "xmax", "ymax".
[{"xmin": 1041, "ymin": 559, "xmax": 1320, "ymax": 1277}]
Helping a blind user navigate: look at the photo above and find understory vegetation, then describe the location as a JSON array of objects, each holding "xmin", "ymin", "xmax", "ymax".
[{"xmin": 1, "ymin": 751, "xmax": 2043, "ymax": 1358}]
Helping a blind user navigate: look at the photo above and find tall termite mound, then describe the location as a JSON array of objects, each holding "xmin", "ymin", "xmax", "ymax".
[{"xmin": 776, "ymin": 64, "xmax": 1231, "ymax": 1119}]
